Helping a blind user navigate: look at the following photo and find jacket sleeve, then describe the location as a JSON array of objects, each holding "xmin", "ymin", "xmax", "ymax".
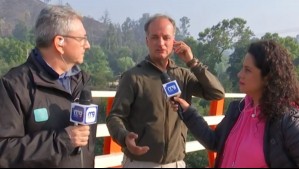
[
  {"xmin": 187, "ymin": 62, "xmax": 225, "ymax": 100},
  {"xmin": 0, "ymin": 78, "xmax": 74, "ymax": 167},
  {"xmin": 105, "ymin": 72, "xmax": 132, "ymax": 147},
  {"xmin": 182, "ymin": 106, "xmax": 218, "ymax": 151},
  {"xmin": 182, "ymin": 101, "xmax": 238, "ymax": 152},
  {"xmin": 283, "ymin": 109, "xmax": 299, "ymax": 166}
]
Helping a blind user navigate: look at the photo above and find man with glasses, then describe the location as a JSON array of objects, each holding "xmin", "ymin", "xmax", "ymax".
[
  {"xmin": 0, "ymin": 5, "xmax": 94, "ymax": 167},
  {"xmin": 61, "ymin": 35, "xmax": 88, "ymax": 46}
]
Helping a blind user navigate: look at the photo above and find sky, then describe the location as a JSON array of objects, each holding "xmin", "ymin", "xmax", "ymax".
[{"xmin": 50, "ymin": 0, "xmax": 299, "ymax": 38}]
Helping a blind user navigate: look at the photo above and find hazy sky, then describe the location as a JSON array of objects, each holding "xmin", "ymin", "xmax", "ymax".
[{"xmin": 51, "ymin": 0, "xmax": 299, "ymax": 38}]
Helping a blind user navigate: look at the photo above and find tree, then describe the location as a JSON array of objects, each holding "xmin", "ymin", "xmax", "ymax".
[
  {"xmin": 135, "ymin": 13, "xmax": 150, "ymax": 43},
  {"xmin": 261, "ymin": 33, "xmax": 299, "ymax": 60},
  {"xmin": 197, "ymin": 18, "xmax": 254, "ymax": 73},
  {"xmin": 177, "ymin": 16, "xmax": 191, "ymax": 40},
  {"xmin": 81, "ymin": 45, "xmax": 113, "ymax": 89},
  {"xmin": 121, "ymin": 17, "xmax": 136, "ymax": 46},
  {"xmin": 101, "ymin": 23, "xmax": 122, "ymax": 51},
  {"xmin": 12, "ymin": 21, "xmax": 30, "ymax": 41},
  {"xmin": 107, "ymin": 46, "xmax": 135, "ymax": 75},
  {"xmin": 100, "ymin": 10, "xmax": 111, "ymax": 25},
  {"xmin": 117, "ymin": 57, "xmax": 135, "ymax": 72},
  {"xmin": 261, "ymin": 33, "xmax": 299, "ymax": 75},
  {"xmin": 0, "ymin": 37, "xmax": 33, "ymax": 76},
  {"xmin": 226, "ymin": 39, "xmax": 251, "ymax": 92},
  {"xmin": 0, "ymin": 18, "xmax": 3, "ymax": 37}
]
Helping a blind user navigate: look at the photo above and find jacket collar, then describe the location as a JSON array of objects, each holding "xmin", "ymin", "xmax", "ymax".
[
  {"xmin": 143, "ymin": 55, "xmax": 179, "ymax": 70},
  {"xmin": 32, "ymin": 48, "xmax": 81, "ymax": 79},
  {"xmin": 26, "ymin": 48, "xmax": 86, "ymax": 94}
]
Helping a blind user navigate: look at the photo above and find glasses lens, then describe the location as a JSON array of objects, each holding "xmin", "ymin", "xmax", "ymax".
[{"xmin": 61, "ymin": 35, "xmax": 88, "ymax": 46}]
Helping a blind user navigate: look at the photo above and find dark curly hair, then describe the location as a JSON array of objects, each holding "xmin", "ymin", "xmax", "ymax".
[{"xmin": 248, "ymin": 40, "xmax": 299, "ymax": 120}]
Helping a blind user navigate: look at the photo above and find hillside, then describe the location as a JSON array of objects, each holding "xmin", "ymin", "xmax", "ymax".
[
  {"xmin": 0, "ymin": 0, "xmax": 107, "ymax": 43},
  {"xmin": 0, "ymin": 0, "xmax": 45, "ymax": 36}
]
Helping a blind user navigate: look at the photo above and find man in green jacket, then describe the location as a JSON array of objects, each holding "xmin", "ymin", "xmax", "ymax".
[{"xmin": 106, "ymin": 14, "xmax": 225, "ymax": 168}]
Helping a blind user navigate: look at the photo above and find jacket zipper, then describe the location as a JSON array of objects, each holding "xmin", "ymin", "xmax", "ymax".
[{"xmin": 161, "ymin": 99, "xmax": 169, "ymax": 164}]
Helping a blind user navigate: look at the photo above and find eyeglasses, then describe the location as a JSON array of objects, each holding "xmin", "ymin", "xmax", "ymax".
[{"xmin": 61, "ymin": 35, "xmax": 89, "ymax": 46}]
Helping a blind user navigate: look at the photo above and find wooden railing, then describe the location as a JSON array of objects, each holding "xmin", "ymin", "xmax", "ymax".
[{"xmin": 92, "ymin": 91, "xmax": 245, "ymax": 168}]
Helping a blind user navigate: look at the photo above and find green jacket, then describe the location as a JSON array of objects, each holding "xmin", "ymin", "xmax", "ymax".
[{"xmin": 106, "ymin": 55, "xmax": 225, "ymax": 164}]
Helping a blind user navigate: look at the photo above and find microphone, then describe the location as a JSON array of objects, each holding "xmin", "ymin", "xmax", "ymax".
[
  {"xmin": 70, "ymin": 89, "xmax": 98, "ymax": 166},
  {"xmin": 160, "ymin": 72, "xmax": 184, "ymax": 120},
  {"xmin": 70, "ymin": 89, "xmax": 98, "ymax": 125}
]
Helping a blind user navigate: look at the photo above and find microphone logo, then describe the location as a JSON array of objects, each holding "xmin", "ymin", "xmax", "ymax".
[
  {"xmin": 160, "ymin": 72, "xmax": 184, "ymax": 120},
  {"xmin": 71, "ymin": 106, "xmax": 84, "ymax": 122},
  {"xmin": 162, "ymin": 80, "xmax": 181, "ymax": 98},
  {"xmin": 70, "ymin": 104, "xmax": 98, "ymax": 124},
  {"xmin": 86, "ymin": 107, "xmax": 97, "ymax": 123}
]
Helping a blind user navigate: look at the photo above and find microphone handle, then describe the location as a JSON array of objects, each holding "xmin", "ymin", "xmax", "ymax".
[
  {"xmin": 74, "ymin": 123, "xmax": 82, "ymax": 153},
  {"xmin": 170, "ymin": 97, "xmax": 184, "ymax": 120},
  {"xmin": 74, "ymin": 123, "xmax": 84, "ymax": 168},
  {"xmin": 176, "ymin": 102, "xmax": 184, "ymax": 120}
]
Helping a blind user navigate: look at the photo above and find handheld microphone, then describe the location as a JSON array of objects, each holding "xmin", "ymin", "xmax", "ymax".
[
  {"xmin": 70, "ymin": 90, "xmax": 98, "ymax": 125},
  {"xmin": 160, "ymin": 72, "xmax": 184, "ymax": 120},
  {"xmin": 70, "ymin": 89, "xmax": 98, "ymax": 163}
]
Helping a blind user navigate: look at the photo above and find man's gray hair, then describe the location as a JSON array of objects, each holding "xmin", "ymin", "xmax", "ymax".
[
  {"xmin": 144, "ymin": 14, "xmax": 176, "ymax": 35},
  {"xmin": 34, "ymin": 5, "xmax": 83, "ymax": 48}
]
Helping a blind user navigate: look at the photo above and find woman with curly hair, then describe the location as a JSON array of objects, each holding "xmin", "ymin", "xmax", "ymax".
[{"xmin": 171, "ymin": 40, "xmax": 299, "ymax": 168}]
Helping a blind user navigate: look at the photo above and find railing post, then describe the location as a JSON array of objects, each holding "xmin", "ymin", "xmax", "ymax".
[
  {"xmin": 103, "ymin": 97, "xmax": 122, "ymax": 154},
  {"xmin": 208, "ymin": 98, "xmax": 224, "ymax": 168}
]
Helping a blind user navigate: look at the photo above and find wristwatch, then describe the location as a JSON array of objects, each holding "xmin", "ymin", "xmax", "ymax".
[{"xmin": 186, "ymin": 58, "xmax": 199, "ymax": 68}]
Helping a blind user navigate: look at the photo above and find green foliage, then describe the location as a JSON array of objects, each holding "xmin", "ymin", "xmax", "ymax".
[
  {"xmin": 215, "ymin": 56, "xmax": 233, "ymax": 92},
  {"xmin": 81, "ymin": 45, "xmax": 113, "ymax": 90},
  {"xmin": 0, "ymin": 58, "xmax": 10, "ymax": 76},
  {"xmin": 12, "ymin": 21, "xmax": 31, "ymax": 42},
  {"xmin": 185, "ymin": 150, "xmax": 209, "ymax": 168},
  {"xmin": 0, "ymin": 37, "xmax": 33, "ymax": 76},
  {"xmin": 1, "ymin": 11, "xmax": 299, "ymax": 167},
  {"xmin": 117, "ymin": 57, "xmax": 135, "ymax": 72},
  {"xmin": 101, "ymin": 23, "xmax": 122, "ymax": 52},
  {"xmin": 226, "ymin": 37, "xmax": 252, "ymax": 92},
  {"xmin": 261, "ymin": 33, "xmax": 299, "ymax": 60},
  {"xmin": 197, "ymin": 18, "xmax": 254, "ymax": 74},
  {"xmin": 176, "ymin": 16, "xmax": 191, "ymax": 40}
]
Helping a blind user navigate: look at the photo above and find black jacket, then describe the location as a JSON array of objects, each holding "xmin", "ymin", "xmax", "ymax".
[
  {"xmin": 183, "ymin": 100, "xmax": 299, "ymax": 168},
  {"xmin": 0, "ymin": 50, "xmax": 96, "ymax": 167}
]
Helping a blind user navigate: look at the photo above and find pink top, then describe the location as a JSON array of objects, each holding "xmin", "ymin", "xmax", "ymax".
[{"xmin": 219, "ymin": 95, "xmax": 268, "ymax": 168}]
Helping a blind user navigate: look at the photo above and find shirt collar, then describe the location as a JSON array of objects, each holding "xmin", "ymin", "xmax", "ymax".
[
  {"xmin": 145, "ymin": 55, "xmax": 178, "ymax": 69},
  {"xmin": 59, "ymin": 65, "xmax": 81, "ymax": 79},
  {"xmin": 33, "ymin": 48, "xmax": 81, "ymax": 79}
]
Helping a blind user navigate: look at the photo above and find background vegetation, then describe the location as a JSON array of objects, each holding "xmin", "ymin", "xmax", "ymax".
[{"xmin": 1, "ymin": 0, "xmax": 299, "ymax": 167}]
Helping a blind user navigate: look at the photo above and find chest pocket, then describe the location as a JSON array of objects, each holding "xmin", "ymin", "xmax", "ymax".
[{"xmin": 26, "ymin": 88, "xmax": 72, "ymax": 133}]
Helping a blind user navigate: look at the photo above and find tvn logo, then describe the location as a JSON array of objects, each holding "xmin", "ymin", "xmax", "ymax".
[{"xmin": 163, "ymin": 80, "xmax": 181, "ymax": 98}]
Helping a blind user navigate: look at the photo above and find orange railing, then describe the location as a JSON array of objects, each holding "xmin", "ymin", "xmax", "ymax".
[{"xmin": 92, "ymin": 91, "xmax": 245, "ymax": 168}]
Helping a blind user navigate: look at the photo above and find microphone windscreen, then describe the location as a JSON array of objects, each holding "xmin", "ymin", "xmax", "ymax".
[
  {"xmin": 79, "ymin": 89, "xmax": 91, "ymax": 105},
  {"xmin": 160, "ymin": 72, "xmax": 171, "ymax": 84}
]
